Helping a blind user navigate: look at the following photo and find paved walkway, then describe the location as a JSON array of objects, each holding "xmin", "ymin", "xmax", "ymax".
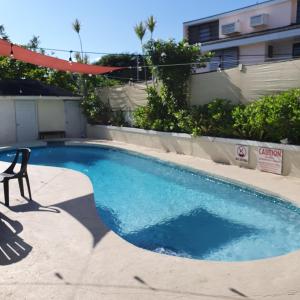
[{"xmin": 0, "ymin": 140, "xmax": 300, "ymax": 299}]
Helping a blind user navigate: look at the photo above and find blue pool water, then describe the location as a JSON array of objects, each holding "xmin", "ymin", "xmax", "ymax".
[{"xmin": 1, "ymin": 145, "xmax": 300, "ymax": 262}]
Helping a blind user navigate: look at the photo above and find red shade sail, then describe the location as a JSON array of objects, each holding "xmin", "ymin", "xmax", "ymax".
[{"xmin": 0, "ymin": 39, "xmax": 123, "ymax": 75}]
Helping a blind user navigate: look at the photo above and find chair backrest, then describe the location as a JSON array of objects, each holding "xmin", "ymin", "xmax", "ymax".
[{"xmin": 5, "ymin": 148, "xmax": 31, "ymax": 175}]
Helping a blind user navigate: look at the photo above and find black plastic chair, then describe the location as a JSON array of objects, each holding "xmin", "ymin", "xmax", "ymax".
[{"xmin": 0, "ymin": 148, "xmax": 32, "ymax": 207}]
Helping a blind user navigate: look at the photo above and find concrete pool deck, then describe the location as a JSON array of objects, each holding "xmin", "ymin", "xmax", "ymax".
[{"xmin": 0, "ymin": 139, "xmax": 300, "ymax": 299}]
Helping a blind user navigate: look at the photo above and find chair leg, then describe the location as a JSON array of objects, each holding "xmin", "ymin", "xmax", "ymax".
[
  {"xmin": 18, "ymin": 177, "xmax": 25, "ymax": 197},
  {"xmin": 3, "ymin": 180, "xmax": 9, "ymax": 207},
  {"xmin": 25, "ymin": 175, "xmax": 32, "ymax": 201}
]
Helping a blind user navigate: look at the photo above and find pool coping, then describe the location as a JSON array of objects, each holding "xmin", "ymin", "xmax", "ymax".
[
  {"xmin": 2, "ymin": 139, "xmax": 300, "ymax": 256},
  {"xmin": 72, "ymin": 141, "xmax": 299, "ymax": 205},
  {"xmin": 2, "ymin": 139, "xmax": 300, "ymax": 299},
  {"xmin": 3, "ymin": 140, "xmax": 300, "ymax": 260},
  {"xmin": 69, "ymin": 139, "xmax": 300, "ymax": 208},
  {"xmin": 2, "ymin": 138, "xmax": 300, "ymax": 215}
]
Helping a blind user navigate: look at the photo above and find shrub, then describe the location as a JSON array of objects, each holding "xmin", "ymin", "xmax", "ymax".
[
  {"xmin": 111, "ymin": 110, "xmax": 129, "ymax": 127},
  {"xmin": 133, "ymin": 86, "xmax": 179, "ymax": 132},
  {"xmin": 174, "ymin": 99, "xmax": 235, "ymax": 137},
  {"xmin": 81, "ymin": 93, "xmax": 131, "ymax": 127},
  {"xmin": 81, "ymin": 93, "xmax": 112, "ymax": 124},
  {"xmin": 134, "ymin": 88, "xmax": 300, "ymax": 145},
  {"xmin": 133, "ymin": 36, "xmax": 212, "ymax": 132},
  {"xmin": 200, "ymin": 99, "xmax": 235, "ymax": 137},
  {"xmin": 174, "ymin": 109, "xmax": 197, "ymax": 134},
  {"xmin": 133, "ymin": 106, "xmax": 151, "ymax": 129},
  {"xmin": 232, "ymin": 89, "xmax": 300, "ymax": 143}
]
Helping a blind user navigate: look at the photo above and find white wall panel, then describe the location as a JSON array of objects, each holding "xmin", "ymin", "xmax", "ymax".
[{"xmin": 0, "ymin": 99, "xmax": 16, "ymax": 145}]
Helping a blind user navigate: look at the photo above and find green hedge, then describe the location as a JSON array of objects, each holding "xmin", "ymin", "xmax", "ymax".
[
  {"xmin": 133, "ymin": 88, "xmax": 300, "ymax": 145},
  {"xmin": 81, "ymin": 93, "xmax": 129, "ymax": 127},
  {"xmin": 232, "ymin": 89, "xmax": 300, "ymax": 144}
]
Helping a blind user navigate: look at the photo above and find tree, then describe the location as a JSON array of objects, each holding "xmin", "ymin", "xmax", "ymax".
[
  {"xmin": 134, "ymin": 22, "xmax": 146, "ymax": 46},
  {"xmin": 46, "ymin": 70, "xmax": 78, "ymax": 93},
  {"xmin": 72, "ymin": 19, "xmax": 84, "ymax": 61},
  {"xmin": 146, "ymin": 16, "xmax": 156, "ymax": 41},
  {"xmin": 134, "ymin": 22, "xmax": 147, "ymax": 83},
  {"xmin": 133, "ymin": 17, "xmax": 213, "ymax": 132},
  {"xmin": 145, "ymin": 39, "xmax": 210, "ymax": 109},
  {"xmin": 0, "ymin": 30, "xmax": 79, "ymax": 92},
  {"xmin": 0, "ymin": 33, "xmax": 48, "ymax": 82},
  {"xmin": 95, "ymin": 53, "xmax": 149, "ymax": 81},
  {"xmin": 145, "ymin": 16, "xmax": 157, "ymax": 84},
  {"xmin": 74, "ymin": 51, "xmax": 89, "ymax": 64},
  {"xmin": 0, "ymin": 24, "xmax": 9, "ymax": 40},
  {"xmin": 0, "ymin": 56, "xmax": 49, "ymax": 82},
  {"xmin": 72, "ymin": 18, "xmax": 89, "ymax": 96},
  {"xmin": 0, "ymin": 22, "xmax": 119, "ymax": 109},
  {"xmin": 26, "ymin": 35, "xmax": 41, "ymax": 51}
]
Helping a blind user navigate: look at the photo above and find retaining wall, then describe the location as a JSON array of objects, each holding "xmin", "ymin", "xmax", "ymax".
[{"xmin": 87, "ymin": 125, "xmax": 300, "ymax": 178}]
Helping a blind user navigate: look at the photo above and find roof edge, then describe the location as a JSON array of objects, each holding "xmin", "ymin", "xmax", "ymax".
[
  {"xmin": 201, "ymin": 23, "xmax": 300, "ymax": 47},
  {"xmin": 183, "ymin": 0, "xmax": 289, "ymax": 26},
  {"xmin": 0, "ymin": 95, "xmax": 82, "ymax": 100}
]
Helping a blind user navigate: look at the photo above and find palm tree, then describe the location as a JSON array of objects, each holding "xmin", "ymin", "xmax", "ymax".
[
  {"xmin": 0, "ymin": 24, "xmax": 9, "ymax": 40},
  {"xmin": 72, "ymin": 18, "xmax": 84, "ymax": 61},
  {"xmin": 146, "ymin": 16, "xmax": 156, "ymax": 40},
  {"xmin": 134, "ymin": 22, "xmax": 146, "ymax": 46},
  {"xmin": 134, "ymin": 22, "xmax": 147, "ymax": 83},
  {"xmin": 146, "ymin": 16, "xmax": 157, "ymax": 85},
  {"xmin": 27, "ymin": 35, "xmax": 40, "ymax": 51},
  {"xmin": 72, "ymin": 19, "xmax": 87, "ymax": 97}
]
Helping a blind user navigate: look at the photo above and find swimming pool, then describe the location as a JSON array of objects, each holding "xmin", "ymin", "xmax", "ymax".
[{"xmin": 1, "ymin": 145, "xmax": 300, "ymax": 262}]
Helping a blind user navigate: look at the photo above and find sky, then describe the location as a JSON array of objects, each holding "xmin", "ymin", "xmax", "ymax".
[{"xmin": 0, "ymin": 0, "xmax": 262, "ymax": 61}]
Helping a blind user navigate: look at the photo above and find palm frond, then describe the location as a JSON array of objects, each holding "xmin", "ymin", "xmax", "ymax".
[
  {"xmin": 146, "ymin": 16, "xmax": 156, "ymax": 34},
  {"xmin": 134, "ymin": 22, "xmax": 146, "ymax": 43},
  {"xmin": 72, "ymin": 19, "xmax": 81, "ymax": 34}
]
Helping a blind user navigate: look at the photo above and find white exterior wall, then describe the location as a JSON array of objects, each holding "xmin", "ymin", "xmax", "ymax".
[
  {"xmin": 0, "ymin": 98, "xmax": 16, "ymax": 144},
  {"xmin": 186, "ymin": 0, "xmax": 299, "ymax": 70},
  {"xmin": 291, "ymin": 0, "xmax": 299, "ymax": 23},
  {"xmin": 38, "ymin": 100, "xmax": 65, "ymax": 131},
  {"xmin": 219, "ymin": 0, "xmax": 294, "ymax": 38},
  {"xmin": 0, "ymin": 96, "xmax": 84, "ymax": 145}
]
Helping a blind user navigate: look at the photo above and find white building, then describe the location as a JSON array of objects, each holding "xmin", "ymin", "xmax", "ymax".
[
  {"xmin": 183, "ymin": 0, "xmax": 300, "ymax": 72},
  {"xmin": 0, "ymin": 79, "xmax": 86, "ymax": 145}
]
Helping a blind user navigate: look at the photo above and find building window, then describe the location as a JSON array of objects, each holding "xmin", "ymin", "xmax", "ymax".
[
  {"xmin": 187, "ymin": 21, "xmax": 219, "ymax": 44},
  {"xmin": 268, "ymin": 45, "xmax": 274, "ymax": 58},
  {"xmin": 210, "ymin": 47, "xmax": 239, "ymax": 70},
  {"xmin": 293, "ymin": 43, "xmax": 300, "ymax": 58}
]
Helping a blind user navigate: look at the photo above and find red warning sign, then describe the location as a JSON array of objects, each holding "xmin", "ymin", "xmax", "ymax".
[{"xmin": 258, "ymin": 147, "xmax": 283, "ymax": 175}]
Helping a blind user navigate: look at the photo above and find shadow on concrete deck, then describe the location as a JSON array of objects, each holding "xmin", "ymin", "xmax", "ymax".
[
  {"xmin": 0, "ymin": 273, "xmax": 254, "ymax": 300},
  {"xmin": 55, "ymin": 193, "xmax": 110, "ymax": 247},
  {"xmin": 0, "ymin": 212, "xmax": 32, "ymax": 265},
  {"xmin": 0, "ymin": 191, "xmax": 109, "ymax": 266},
  {"xmin": 10, "ymin": 198, "xmax": 60, "ymax": 214}
]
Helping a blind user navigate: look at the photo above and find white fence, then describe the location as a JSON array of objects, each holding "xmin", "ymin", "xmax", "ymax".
[
  {"xmin": 99, "ymin": 58, "xmax": 300, "ymax": 110},
  {"xmin": 189, "ymin": 58, "xmax": 300, "ymax": 105}
]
